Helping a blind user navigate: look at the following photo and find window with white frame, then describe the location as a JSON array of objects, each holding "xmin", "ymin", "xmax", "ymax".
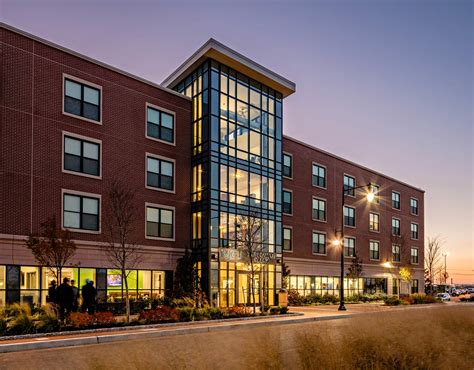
[
  {"xmin": 392, "ymin": 218, "xmax": 400, "ymax": 236},
  {"xmin": 344, "ymin": 175, "xmax": 355, "ymax": 196},
  {"xmin": 64, "ymin": 135, "xmax": 100, "ymax": 177},
  {"xmin": 312, "ymin": 198, "xmax": 326, "ymax": 221},
  {"xmin": 64, "ymin": 78, "xmax": 100, "ymax": 122},
  {"xmin": 312, "ymin": 163, "xmax": 326, "ymax": 188},
  {"xmin": 312, "ymin": 232, "xmax": 326, "ymax": 255},
  {"xmin": 146, "ymin": 156, "xmax": 174, "ymax": 191},
  {"xmin": 344, "ymin": 237, "xmax": 356, "ymax": 257},
  {"xmin": 283, "ymin": 153, "xmax": 292, "ymax": 178},
  {"xmin": 392, "ymin": 244, "xmax": 401, "ymax": 262},
  {"xmin": 369, "ymin": 212, "xmax": 380, "ymax": 232},
  {"xmin": 370, "ymin": 241, "xmax": 379, "ymax": 260},
  {"xmin": 392, "ymin": 191, "xmax": 400, "ymax": 209},
  {"xmin": 146, "ymin": 206, "xmax": 174, "ymax": 239},
  {"xmin": 283, "ymin": 190, "xmax": 292, "ymax": 215},
  {"xmin": 411, "ymin": 248, "xmax": 419, "ymax": 264},
  {"xmin": 411, "ymin": 223, "xmax": 418, "ymax": 239},
  {"xmin": 344, "ymin": 206, "xmax": 355, "ymax": 227},
  {"xmin": 63, "ymin": 193, "xmax": 100, "ymax": 231},
  {"xmin": 146, "ymin": 106, "xmax": 175, "ymax": 144},
  {"xmin": 410, "ymin": 198, "xmax": 418, "ymax": 215},
  {"xmin": 283, "ymin": 227, "xmax": 292, "ymax": 251}
]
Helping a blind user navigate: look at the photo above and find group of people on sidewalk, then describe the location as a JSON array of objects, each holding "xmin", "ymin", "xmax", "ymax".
[{"xmin": 47, "ymin": 277, "xmax": 97, "ymax": 319}]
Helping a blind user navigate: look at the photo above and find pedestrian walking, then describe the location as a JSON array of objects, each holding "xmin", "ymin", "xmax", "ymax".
[
  {"xmin": 56, "ymin": 277, "xmax": 73, "ymax": 320},
  {"xmin": 46, "ymin": 280, "xmax": 57, "ymax": 304},
  {"xmin": 81, "ymin": 279, "xmax": 97, "ymax": 314}
]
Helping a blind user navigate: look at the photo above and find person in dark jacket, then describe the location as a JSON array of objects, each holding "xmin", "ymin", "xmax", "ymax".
[
  {"xmin": 47, "ymin": 280, "xmax": 57, "ymax": 304},
  {"xmin": 71, "ymin": 280, "xmax": 79, "ymax": 312},
  {"xmin": 56, "ymin": 277, "xmax": 73, "ymax": 320},
  {"xmin": 81, "ymin": 279, "xmax": 97, "ymax": 314}
]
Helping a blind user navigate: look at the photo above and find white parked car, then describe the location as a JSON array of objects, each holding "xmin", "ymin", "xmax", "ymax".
[{"xmin": 436, "ymin": 293, "xmax": 451, "ymax": 301}]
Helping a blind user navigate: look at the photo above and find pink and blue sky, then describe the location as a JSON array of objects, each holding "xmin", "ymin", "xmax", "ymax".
[{"xmin": 3, "ymin": 0, "xmax": 472, "ymax": 283}]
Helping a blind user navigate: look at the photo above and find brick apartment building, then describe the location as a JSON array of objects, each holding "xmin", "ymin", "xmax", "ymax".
[{"xmin": 0, "ymin": 23, "xmax": 424, "ymax": 306}]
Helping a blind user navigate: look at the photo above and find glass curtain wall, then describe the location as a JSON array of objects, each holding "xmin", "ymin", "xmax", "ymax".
[{"xmin": 176, "ymin": 60, "xmax": 284, "ymax": 306}]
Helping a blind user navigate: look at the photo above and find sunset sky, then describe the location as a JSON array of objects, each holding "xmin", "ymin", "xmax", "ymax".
[{"xmin": 4, "ymin": 0, "xmax": 472, "ymax": 283}]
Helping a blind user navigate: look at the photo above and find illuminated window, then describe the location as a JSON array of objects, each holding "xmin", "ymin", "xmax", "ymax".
[
  {"xmin": 369, "ymin": 212, "xmax": 380, "ymax": 232},
  {"xmin": 344, "ymin": 237, "xmax": 356, "ymax": 257}
]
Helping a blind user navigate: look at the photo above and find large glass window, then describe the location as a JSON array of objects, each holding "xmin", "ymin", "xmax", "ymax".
[
  {"xmin": 64, "ymin": 135, "xmax": 100, "ymax": 176},
  {"xmin": 344, "ymin": 206, "xmax": 355, "ymax": 227},
  {"xmin": 312, "ymin": 198, "xmax": 326, "ymax": 221},
  {"xmin": 146, "ymin": 206, "xmax": 174, "ymax": 239},
  {"xmin": 410, "ymin": 198, "xmax": 418, "ymax": 215},
  {"xmin": 64, "ymin": 78, "xmax": 101, "ymax": 122},
  {"xmin": 344, "ymin": 237, "xmax": 356, "ymax": 257},
  {"xmin": 283, "ymin": 227, "xmax": 292, "ymax": 251},
  {"xmin": 312, "ymin": 232, "xmax": 326, "ymax": 255},
  {"xmin": 146, "ymin": 106, "xmax": 175, "ymax": 144},
  {"xmin": 392, "ymin": 218, "xmax": 401, "ymax": 236},
  {"xmin": 392, "ymin": 191, "xmax": 400, "ymax": 209},
  {"xmin": 63, "ymin": 193, "xmax": 100, "ymax": 231},
  {"xmin": 146, "ymin": 156, "xmax": 174, "ymax": 191},
  {"xmin": 370, "ymin": 241, "xmax": 379, "ymax": 260},
  {"xmin": 312, "ymin": 163, "xmax": 326, "ymax": 188},
  {"xmin": 344, "ymin": 175, "xmax": 355, "ymax": 196},
  {"xmin": 283, "ymin": 190, "xmax": 292, "ymax": 215},
  {"xmin": 369, "ymin": 212, "xmax": 380, "ymax": 232}
]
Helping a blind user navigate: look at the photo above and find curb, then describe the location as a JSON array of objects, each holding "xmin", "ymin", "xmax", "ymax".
[{"xmin": 0, "ymin": 313, "xmax": 351, "ymax": 353}]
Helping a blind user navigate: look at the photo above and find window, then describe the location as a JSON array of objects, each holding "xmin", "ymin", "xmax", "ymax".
[
  {"xmin": 312, "ymin": 232, "xmax": 326, "ymax": 254},
  {"xmin": 63, "ymin": 135, "xmax": 100, "ymax": 177},
  {"xmin": 344, "ymin": 206, "xmax": 355, "ymax": 227},
  {"xmin": 411, "ymin": 279, "xmax": 419, "ymax": 294},
  {"xmin": 146, "ymin": 155, "xmax": 174, "ymax": 191},
  {"xmin": 146, "ymin": 105, "xmax": 175, "ymax": 144},
  {"xmin": 146, "ymin": 206, "xmax": 174, "ymax": 239},
  {"xmin": 312, "ymin": 198, "xmax": 326, "ymax": 221},
  {"xmin": 392, "ymin": 278, "xmax": 399, "ymax": 295},
  {"xmin": 64, "ymin": 78, "xmax": 101, "ymax": 122},
  {"xmin": 392, "ymin": 191, "xmax": 400, "ymax": 209},
  {"xmin": 283, "ymin": 227, "xmax": 292, "ymax": 251},
  {"xmin": 411, "ymin": 248, "xmax": 419, "ymax": 264},
  {"xmin": 369, "ymin": 212, "xmax": 380, "ymax": 232},
  {"xmin": 344, "ymin": 175, "xmax": 355, "ymax": 196},
  {"xmin": 63, "ymin": 193, "xmax": 100, "ymax": 231},
  {"xmin": 370, "ymin": 184, "xmax": 380, "ymax": 203},
  {"xmin": 392, "ymin": 244, "xmax": 400, "ymax": 262},
  {"xmin": 283, "ymin": 153, "xmax": 292, "ymax": 178},
  {"xmin": 392, "ymin": 218, "xmax": 400, "ymax": 236},
  {"xmin": 411, "ymin": 223, "xmax": 418, "ymax": 239},
  {"xmin": 312, "ymin": 163, "xmax": 326, "ymax": 188},
  {"xmin": 283, "ymin": 190, "xmax": 292, "ymax": 215},
  {"xmin": 370, "ymin": 241, "xmax": 379, "ymax": 260},
  {"xmin": 410, "ymin": 198, "xmax": 418, "ymax": 215},
  {"xmin": 344, "ymin": 237, "xmax": 356, "ymax": 257}
]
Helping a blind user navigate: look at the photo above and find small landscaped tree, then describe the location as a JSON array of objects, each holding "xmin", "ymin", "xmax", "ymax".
[
  {"xmin": 173, "ymin": 248, "xmax": 197, "ymax": 298},
  {"xmin": 26, "ymin": 216, "xmax": 77, "ymax": 282},
  {"xmin": 236, "ymin": 213, "xmax": 263, "ymax": 315},
  {"xmin": 346, "ymin": 251, "xmax": 364, "ymax": 280},
  {"xmin": 425, "ymin": 236, "xmax": 443, "ymax": 294},
  {"xmin": 103, "ymin": 179, "xmax": 142, "ymax": 323},
  {"xmin": 282, "ymin": 262, "xmax": 291, "ymax": 289}
]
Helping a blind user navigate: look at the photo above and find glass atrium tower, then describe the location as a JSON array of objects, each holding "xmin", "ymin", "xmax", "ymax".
[{"xmin": 163, "ymin": 39, "xmax": 295, "ymax": 306}]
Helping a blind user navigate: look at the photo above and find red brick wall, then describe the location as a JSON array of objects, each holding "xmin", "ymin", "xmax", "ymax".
[
  {"xmin": 282, "ymin": 136, "xmax": 425, "ymax": 268},
  {"xmin": 1, "ymin": 28, "xmax": 192, "ymax": 262}
]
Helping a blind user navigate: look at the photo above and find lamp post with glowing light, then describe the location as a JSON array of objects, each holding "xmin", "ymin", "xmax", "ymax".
[{"xmin": 332, "ymin": 183, "xmax": 375, "ymax": 311}]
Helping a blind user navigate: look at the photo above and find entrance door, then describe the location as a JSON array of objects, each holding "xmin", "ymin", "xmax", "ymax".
[{"xmin": 237, "ymin": 272, "xmax": 260, "ymax": 305}]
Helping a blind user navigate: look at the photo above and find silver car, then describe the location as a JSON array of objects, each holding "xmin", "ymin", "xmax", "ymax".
[{"xmin": 436, "ymin": 293, "xmax": 451, "ymax": 301}]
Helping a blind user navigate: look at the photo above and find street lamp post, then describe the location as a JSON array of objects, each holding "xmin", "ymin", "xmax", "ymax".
[
  {"xmin": 333, "ymin": 183, "xmax": 375, "ymax": 311},
  {"xmin": 442, "ymin": 252, "xmax": 450, "ymax": 285}
]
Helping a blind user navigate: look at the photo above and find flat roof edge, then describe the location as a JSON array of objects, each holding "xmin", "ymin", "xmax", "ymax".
[
  {"xmin": 0, "ymin": 22, "xmax": 191, "ymax": 101},
  {"xmin": 162, "ymin": 38, "xmax": 296, "ymax": 97},
  {"xmin": 283, "ymin": 135, "xmax": 425, "ymax": 193}
]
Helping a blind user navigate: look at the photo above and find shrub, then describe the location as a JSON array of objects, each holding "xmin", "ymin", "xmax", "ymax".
[
  {"xmin": 225, "ymin": 305, "xmax": 252, "ymax": 318},
  {"xmin": 138, "ymin": 306, "xmax": 179, "ymax": 324},
  {"xmin": 383, "ymin": 296, "xmax": 403, "ymax": 306},
  {"xmin": 94, "ymin": 312, "xmax": 116, "ymax": 326},
  {"xmin": 170, "ymin": 297, "xmax": 196, "ymax": 308},
  {"xmin": 35, "ymin": 305, "xmax": 60, "ymax": 333},
  {"xmin": 192, "ymin": 308, "xmax": 211, "ymax": 321},
  {"xmin": 69, "ymin": 312, "xmax": 95, "ymax": 329},
  {"xmin": 288, "ymin": 290, "xmax": 304, "ymax": 306},
  {"xmin": 280, "ymin": 306, "xmax": 289, "ymax": 314},
  {"xmin": 321, "ymin": 294, "xmax": 339, "ymax": 304},
  {"xmin": 269, "ymin": 306, "xmax": 281, "ymax": 315},
  {"xmin": 303, "ymin": 293, "xmax": 323, "ymax": 304},
  {"xmin": 178, "ymin": 307, "xmax": 193, "ymax": 322},
  {"xmin": 208, "ymin": 307, "xmax": 224, "ymax": 320},
  {"xmin": 5, "ymin": 304, "xmax": 36, "ymax": 335}
]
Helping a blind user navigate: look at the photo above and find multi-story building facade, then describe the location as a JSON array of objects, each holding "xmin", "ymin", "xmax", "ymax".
[{"xmin": 0, "ymin": 23, "xmax": 424, "ymax": 307}]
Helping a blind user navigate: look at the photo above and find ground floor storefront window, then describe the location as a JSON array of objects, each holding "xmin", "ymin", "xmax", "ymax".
[
  {"xmin": 0, "ymin": 265, "xmax": 168, "ymax": 306},
  {"xmin": 289, "ymin": 275, "xmax": 387, "ymax": 297}
]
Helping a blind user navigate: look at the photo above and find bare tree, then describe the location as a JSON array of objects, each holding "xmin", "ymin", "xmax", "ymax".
[
  {"xmin": 103, "ymin": 179, "xmax": 142, "ymax": 323},
  {"xmin": 26, "ymin": 216, "xmax": 77, "ymax": 282},
  {"xmin": 236, "ymin": 213, "xmax": 263, "ymax": 315},
  {"xmin": 393, "ymin": 232, "xmax": 414, "ymax": 294},
  {"xmin": 425, "ymin": 236, "xmax": 443, "ymax": 294}
]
